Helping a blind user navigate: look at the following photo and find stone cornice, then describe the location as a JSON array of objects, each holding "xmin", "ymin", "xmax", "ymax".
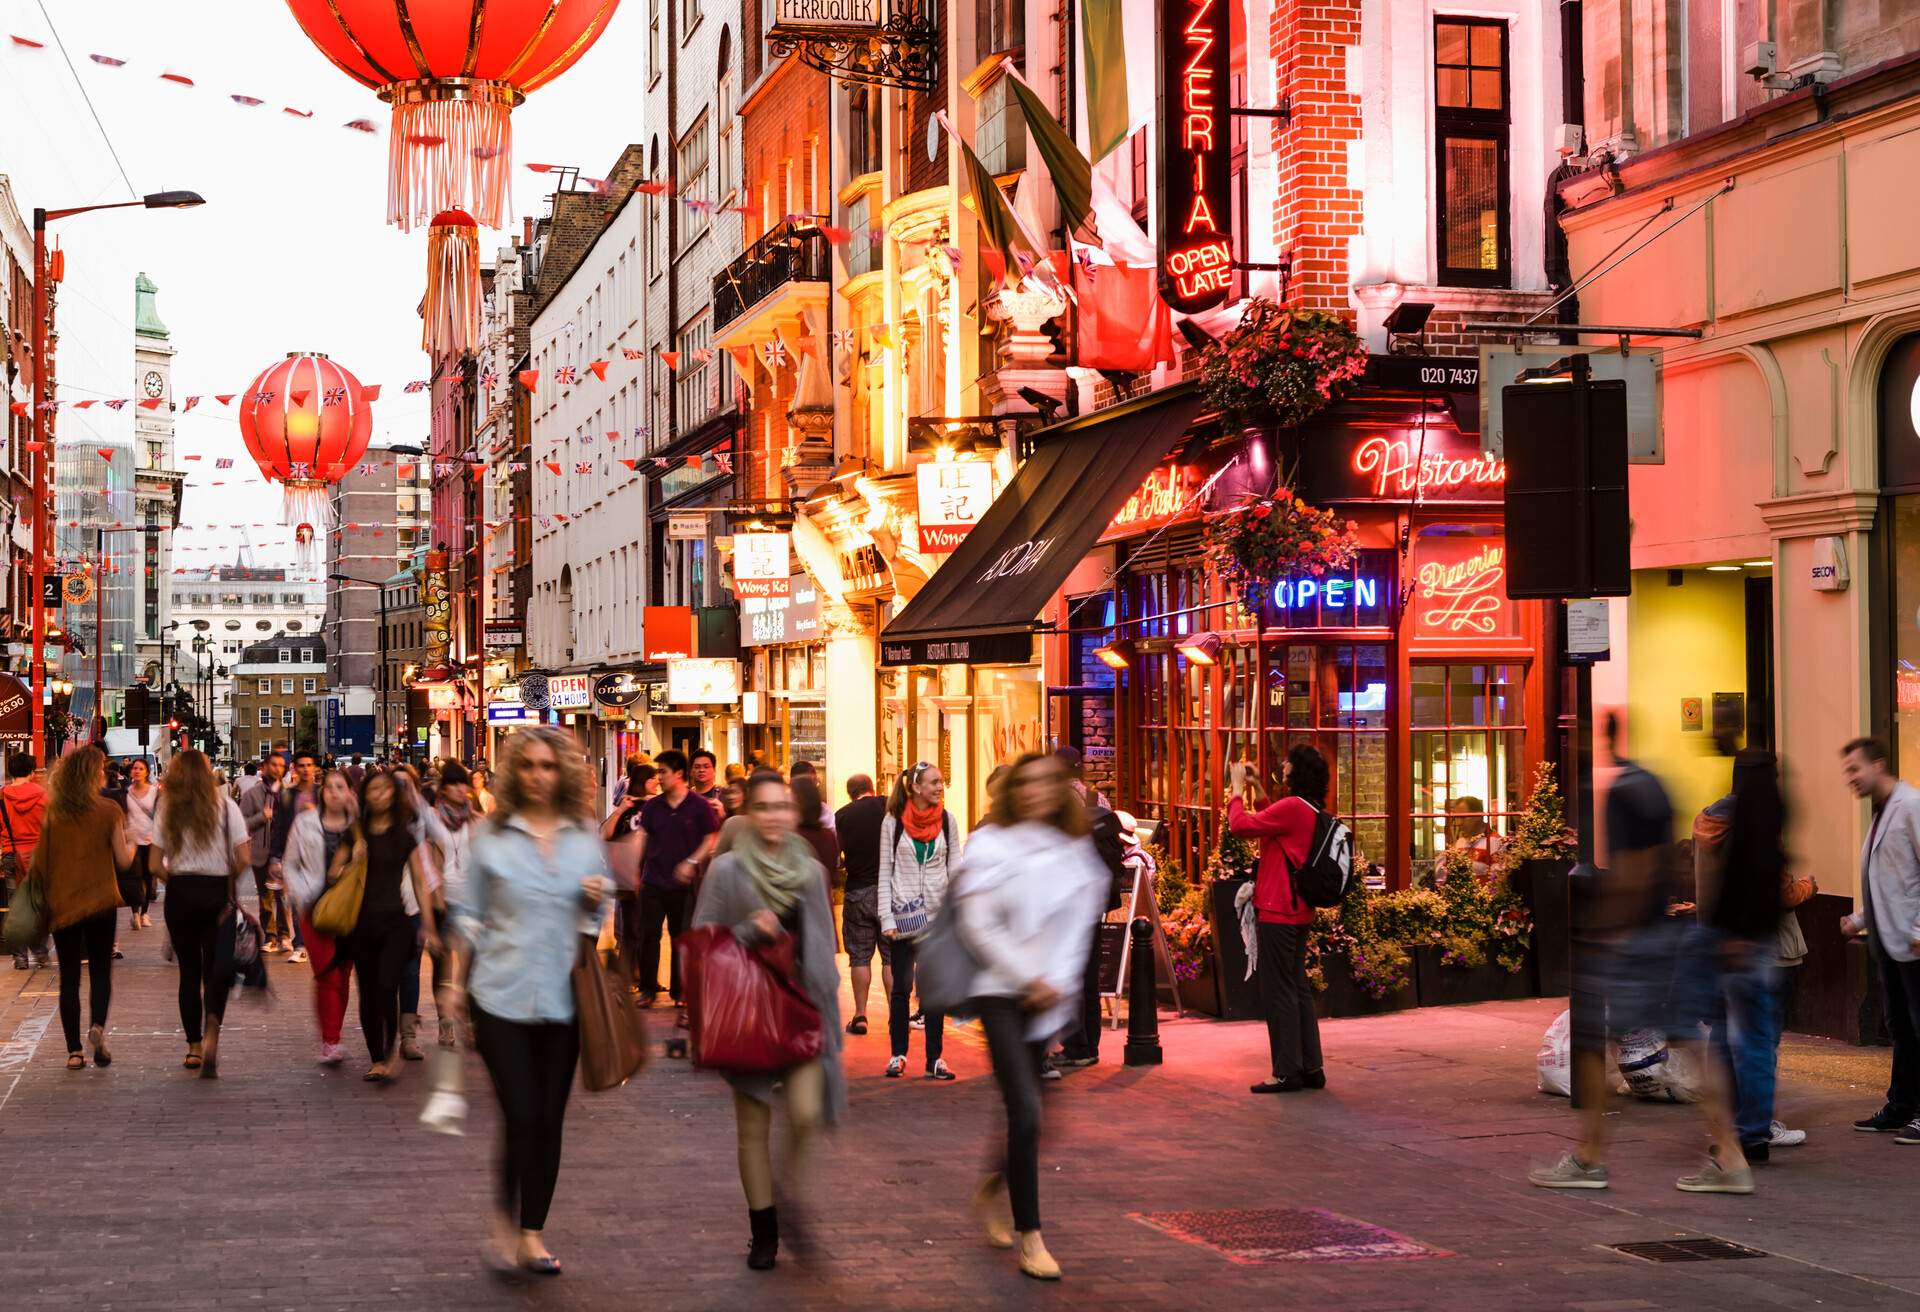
[{"xmin": 1757, "ymin": 490, "xmax": 1878, "ymax": 536}]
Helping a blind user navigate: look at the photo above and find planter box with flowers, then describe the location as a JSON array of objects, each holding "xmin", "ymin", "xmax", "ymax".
[{"xmin": 1490, "ymin": 763, "xmax": 1580, "ymax": 997}]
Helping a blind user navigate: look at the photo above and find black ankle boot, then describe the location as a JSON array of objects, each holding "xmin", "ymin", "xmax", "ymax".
[{"xmin": 747, "ymin": 1206, "xmax": 778, "ymax": 1270}]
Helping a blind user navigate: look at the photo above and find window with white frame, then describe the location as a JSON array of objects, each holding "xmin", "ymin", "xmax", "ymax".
[
  {"xmin": 257, "ymin": 678, "xmax": 271, "ymax": 694},
  {"xmin": 677, "ymin": 318, "xmax": 713, "ymax": 428},
  {"xmin": 258, "ymin": 707, "xmax": 271, "ymax": 727},
  {"xmin": 281, "ymin": 678, "xmax": 294, "ymax": 694},
  {"xmin": 717, "ymin": 36, "xmax": 736, "ymax": 204},
  {"xmin": 282, "ymin": 706, "xmax": 296, "ymax": 728},
  {"xmin": 681, "ymin": 0, "xmax": 703, "ymax": 37},
  {"xmin": 649, "ymin": 0, "xmax": 662, "ymax": 84},
  {"xmin": 305, "ymin": 677, "xmax": 317, "ymax": 694},
  {"xmin": 675, "ymin": 115, "xmax": 710, "ymax": 253},
  {"xmin": 279, "ymin": 647, "xmax": 291, "ymax": 663}
]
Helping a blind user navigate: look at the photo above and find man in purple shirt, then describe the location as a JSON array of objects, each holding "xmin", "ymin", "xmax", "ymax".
[{"xmin": 629, "ymin": 749, "xmax": 720, "ymax": 1005}]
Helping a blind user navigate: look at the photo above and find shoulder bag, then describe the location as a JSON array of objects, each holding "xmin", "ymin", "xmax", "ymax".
[
  {"xmin": 681, "ymin": 923, "xmax": 824, "ymax": 1074},
  {"xmin": 572, "ymin": 934, "xmax": 650, "ymax": 1090},
  {"xmin": 914, "ymin": 884, "xmax": 983, "ymax": 1019},
  {"xmin": 311, "ymin": 829, "xmax": 367, "ymax": 936}
]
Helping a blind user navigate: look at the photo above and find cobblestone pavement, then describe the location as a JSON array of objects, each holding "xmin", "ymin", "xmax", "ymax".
[{"xmin": 2, "ymin": 909, "xmax": 1917, "ymax": 1311}]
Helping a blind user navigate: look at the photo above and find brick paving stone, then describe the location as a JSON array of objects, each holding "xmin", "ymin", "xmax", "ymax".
[{"xmin": 2, "ymin": 915, "xmax": 1919, "ymax": 1310}]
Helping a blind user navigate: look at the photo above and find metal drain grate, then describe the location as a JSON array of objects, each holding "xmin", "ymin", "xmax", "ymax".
[
  {"xmin": 1612, "ymin": 1238, "xmax": 1768, "ymax": 1264},
  {"xmin": 1130, "ymin": 1207, "xmax": 1451, "ymax": 1265}
]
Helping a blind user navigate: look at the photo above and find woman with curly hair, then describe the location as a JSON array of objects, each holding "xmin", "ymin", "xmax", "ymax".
[
  {"xmin": 34, "ymin": 746, "xmax": 134, "ymax": 1070},
  {"xmin": 152, "ymin": 750, "xmax": 250, "ymax": 1075},
  {"xmin": 449, "ymin": 727, "xmax": 610, "ymax": 1278}
]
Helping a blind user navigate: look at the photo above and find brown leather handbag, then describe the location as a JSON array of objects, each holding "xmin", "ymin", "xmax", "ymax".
[{"xmin": 572, "ymin": 935, "xmax": 650, "ymax": 1091}]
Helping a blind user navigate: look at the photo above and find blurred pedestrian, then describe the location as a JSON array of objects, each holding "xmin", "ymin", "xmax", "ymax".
[
  {"xmin": 1692, "ymin": 751, "xmax": 1791, "ymax": 1161},
  {"xmin": 1532, "ymin": 714, "xmax": 1752, "ymax": 1193},
  {"xmin": 268, "ymin": 751, "xmax": 321, "ymax": 957},
  {"xmin": 285, "ymin": 768, "xmax": 359, "ymax": 1065},
  {"xmin": 954, "ymin": 751, "xmax": 1107, "ymax": 1280},
  {"xmin": 241, "ymin": 754, "xmax": 283, "ymax": 947},
  {"xmin": 722, "ymin": 778, "xmax": 747, "ymax": 819},
  {"xmin": 471, "ymin": 764, "xmax": 496, "ymax": 816},
  {"xmin": 836, "ymin": 773, "xmax": 889, "ymax": 1035},
  {"xmin": 879, "ymin": 761, "xmax": 961, "ymax": 1079},
  {"xmin": 792, "ymin": 774, "xmax": 839, "ymax": 897},
  {"xmin": 1840, "ymin": 738, "xmax": 1920, "ymax": 1142},
  {"xmin": 692, "ymin": 770, "xmax": 843, "ymax": 1271},
  {"xmin": 450, "ymin": 727, "xmax": 610, "ymax": 1278},
  {"xmin": 152, "ymin": 750, "xmax": 250, "ymax": 1076},
  {"xmin": 5, "ymin": 751, "xmax": 49, "ymax": 970},
  {"xmin": 1056, "ymin": 755, "xmax": 1127, "ymax": 1072},
  {"xmin": 332, "ymin": 770, "xmax": 435, "ymax": 1081},
  {"xmin": 122, "ymin": 758, "xmax": 159, "ymax": 930},
  {"xmin": 36, "ymin": 746, "xmax": 134, "ymax": 1070},
  {"xmin": 628, "ymin": 749, "xmax": 720, "ymax": 1008},
  {"xmin": 422, "ymin": 761, "xmax": 477, "ymax": 1049},
  {"xmin": 1227, "ymin": 747, "xmax": 1329, "ymax": 1094}
]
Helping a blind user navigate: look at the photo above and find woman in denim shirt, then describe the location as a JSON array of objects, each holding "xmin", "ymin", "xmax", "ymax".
[{"xmin": 449, "ymin": 727, "xmax": 610, "ymax": 1279}]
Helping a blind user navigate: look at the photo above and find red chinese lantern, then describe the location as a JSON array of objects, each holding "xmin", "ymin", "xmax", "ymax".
[
  {"xmin": 283, "ymin": 0, "xmax": 623, "ymax": 231},
  {"xmin": 237, "ymin": 353, "xmax": 375, "ymax": 558}
]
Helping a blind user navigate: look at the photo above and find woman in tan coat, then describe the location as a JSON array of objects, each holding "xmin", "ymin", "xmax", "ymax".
[{"xmin": 35, "ymin": 747, "xmax": 134, "ymax": 1070}]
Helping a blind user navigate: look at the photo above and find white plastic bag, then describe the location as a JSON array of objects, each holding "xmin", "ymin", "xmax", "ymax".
[
  {"xmin": 1616, "ymin": 1028, "xmax": 1702, "ymax": 1103},
  {"xmin": 419, "ymin": 1046, "xmax": 467, "ymax": 1136},
  {"xmin": 1537, "ymin": 1009, "xmax": 1573, "ymax": 1097}
]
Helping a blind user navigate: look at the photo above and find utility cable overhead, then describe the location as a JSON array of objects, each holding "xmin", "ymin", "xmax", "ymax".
[{"xmin": 33, "ymin": 0, "xmax": 139, "ymax": 200}]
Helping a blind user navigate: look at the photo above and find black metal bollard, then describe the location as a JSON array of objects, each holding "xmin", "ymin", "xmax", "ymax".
[{"xmin": 1124, "ymin": 917, "xmax": 1163, "ymax": 1067}]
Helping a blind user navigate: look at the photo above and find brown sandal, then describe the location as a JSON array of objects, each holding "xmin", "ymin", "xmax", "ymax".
[
  {"xmin": 65, "ymin": 1052, "xmax": 84, "ymax": 1071},
  {"xmin": 183, "ymin": 1049, "xmax": 203, "ymax": 1070}
]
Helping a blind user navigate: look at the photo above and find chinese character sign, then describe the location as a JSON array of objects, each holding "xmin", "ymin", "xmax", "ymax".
[
  {"xmin": 732, "ymin": 531, "xmax": 792, "ymax": 599},
  {"xmin": 915, "ymin": 461, "xmax": 996, "ymax": 553}
]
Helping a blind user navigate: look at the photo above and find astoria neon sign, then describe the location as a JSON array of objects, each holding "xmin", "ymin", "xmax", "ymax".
[
  {"xmin": 1352, "ymin": 436, "xmax": 1506, "ymax": 499},
  {"xmin": 1158, "ymin": 0, "xmax": 1233, "ymax": 314}
]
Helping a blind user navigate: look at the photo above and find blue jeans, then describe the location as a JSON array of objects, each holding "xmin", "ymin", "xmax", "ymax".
[{"xmin": 1704, "ymin": 935, "xmax": 1782, "ymax": 1145}]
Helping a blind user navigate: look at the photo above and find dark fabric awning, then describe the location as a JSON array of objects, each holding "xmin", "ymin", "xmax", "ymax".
[{"xmin": 880, "ymin": 385, "xmax": 1204, "ymax": 666}]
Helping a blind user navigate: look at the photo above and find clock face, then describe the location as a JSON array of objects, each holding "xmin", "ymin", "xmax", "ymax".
[{"xmin": 142, "ymin": 370, "xmax": 165, "ymax": 399}]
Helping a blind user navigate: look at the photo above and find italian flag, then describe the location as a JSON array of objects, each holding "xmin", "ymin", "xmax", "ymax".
[{"xmin": 1082, "ymin": 0, "xmax": 1157, "ymax": 162}]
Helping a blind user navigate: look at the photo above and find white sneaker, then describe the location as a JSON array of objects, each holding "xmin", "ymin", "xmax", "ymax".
[
  {"xmin": 1768, "ymin": 1121, "xmax": 1807, "ymax": 1147},
  {"xmin": 287, "ymin": 948, "xmax": 309, "ymax": 964},
  {"xmin": 318, "ymin": 1042, "xmax": 345, "ymax": 1066}
]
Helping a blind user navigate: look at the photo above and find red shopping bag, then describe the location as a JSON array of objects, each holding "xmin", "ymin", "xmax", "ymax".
[{"xmin": 681, "ymin": 924, "xmax": 825, "ymax": 1074}]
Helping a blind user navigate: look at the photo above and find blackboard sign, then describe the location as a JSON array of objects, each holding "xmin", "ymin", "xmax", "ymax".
[{"xmin": 1095, "ymin": 920, "xmax": 1129, "ymax": 996}]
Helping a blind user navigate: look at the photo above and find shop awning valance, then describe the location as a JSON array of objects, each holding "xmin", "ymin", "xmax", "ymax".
[{"xmin": 880, "ymin": 385, "xmax": 1204, "ymax": 666}]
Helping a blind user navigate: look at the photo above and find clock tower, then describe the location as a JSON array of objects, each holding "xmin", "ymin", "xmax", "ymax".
[{"xmin": 133, "ymin": 273, "xmax": 186, "ymax": 730}]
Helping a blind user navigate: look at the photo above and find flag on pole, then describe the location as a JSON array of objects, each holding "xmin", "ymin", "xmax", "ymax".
[
  {"xmin": 998, "ymin": 65, "xmax": 1092, "ymax": 236},
  {"xmin": 940, "ymin": 111, "xmax": 1036, "ymax": 287},
  {"xmin": 1082, "ymin": 0, "xmax": 1156, "ymax": 162}
]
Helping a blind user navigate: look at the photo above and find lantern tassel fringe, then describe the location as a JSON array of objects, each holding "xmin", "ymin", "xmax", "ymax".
[
  {"xmin": 424, "ymin": 218, "xmax": 482, "ymax": 357},
  {"xmin": 389, "ymin": 95, "xmax": 512, "ymax": 232},
  {"xmin": 282, "ymin": 481, "xmax": 335, "ymax": 568}
]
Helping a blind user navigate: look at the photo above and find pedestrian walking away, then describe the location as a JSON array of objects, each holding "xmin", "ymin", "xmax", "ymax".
[
  {"xmin": 332, "ymin": 770, "xmax": 435, "ymax": 1081},
  {"xmin": 1839, "ymin": 738, "xmax": 1920, "ymax": 1144},
  {"xmin": 691, "ymin": 769, "xmax": 844, "ymax": 1271},
  {"xmin": 269, "ymin": 751, "xmax": 321, "ymax": 959},
  {"xmin": 835, "ymin": 773, "xmax": 889, "ymax": 1036},
  {"xmin": 35, "ymin": 746, "xmax": 135, "ymax": 1070},
  {"xmin": 449, "ymin": 727, "xmax": 611, "ymax": 1279},
  {"xmin": 878, "ymin": 760, "xmax": 961, "ymax": 1080},
  {"xmin": 1228, "ymin": 746, "xmax": 1331, "ymax": 1094},
  {"xmin": 626, "ymin": 749, "xmax": 720, "ymax": 1010},
  {"xmin": 153, "ymin": 751, "xmax": 251, "ymax": 1077},
  {"xmin": 283, "ymin": 769, "xmax": 360, "ymax": 1065},
  {"xmin": 240, "ymin": 754, "xmax": 283, "ymax": 946},
  {"xmin": 419, "ymin": 761, "xmax": 477, "ymax": 1049},
  {"xmin": 953, "ymin": 751, "xmax": 1108, "ymax": 1281},
  {"xmin": 121, "ymin": 758, "xmax": 160, "ymax": 930},
  {"xmin": 3, "ymin": 751, "xmax": 49, "ymax": 971},
  {"xmin": 1057, "ymin": 750, "xmax": 1128, "ymax": 1071}
]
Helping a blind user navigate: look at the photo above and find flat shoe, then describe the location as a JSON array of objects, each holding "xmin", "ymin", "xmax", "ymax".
[
  {"xmin": 845, "ymin": 1016, "xmax": 868, "ymax": 1035},
  {"xmin": 519, "ymin": 1255, "xmax": 562, "ymax": 1276},
  {"xmin": 183, "ymin": 1052, "xmax": 203, "ymax": 1070},
  {"xmin": 65, "ymin": 1052, "xmax": 84, "ymax": 1071}
]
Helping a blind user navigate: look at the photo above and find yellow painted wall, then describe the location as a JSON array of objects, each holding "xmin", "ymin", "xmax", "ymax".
[{"xmin": 1626, "ymin": 568, "xmax": 1753, "ymax": 828}]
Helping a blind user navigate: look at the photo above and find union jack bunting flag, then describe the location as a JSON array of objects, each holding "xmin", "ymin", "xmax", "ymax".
[
  {"xmin": 182, "ymin": 396, "xmax": 200, "ymax": 411},
  {"xmin": 634, "ymin": 425, "xmax": 650, "ymax": 440},
  {"xmin": 322, "ymin": 386, "xmax": 348, "ymax": 406},
  {"xmin": 761, "ymin": 340, "xmax": 788, "ymax": 367},
  {"xmin": 253, "ymin": 390, "xmax": 276, "ymax": 405},
  {"xmin": 829, "ymin": 329, "xmax": 856, "ymax": 350},
  {"xmin": 404, "ymin": 380, "xmax": 428, "ymax": 394},
  {"xmin": 103, "ymin": 399, "xmax": 128, "ymax": 410},
  {"xmin": 356, "ymin": 462, "xmax": 375, "ymax": 475},
  {"xmin": 574, "ymin": 461, "xmax": 592, "ymax": 475},
  {"xmin": 579, "ymin": 433, "xmax": 594, "ymax": 444},
  {"xmin": 555, "ymin": 365, "xmax": 578, "ymax": 384},
  {"xmin": 622, "ymin": 348, "xmax": 645, "ymax": 360},
  {"xmin": 478, "ymin": 372, "xmax": 497, "ymax": 391},
  {"xmin": 288, "ymin": 462, "xmax": 312, "ymax": 478},
  {"xmin": 214, "ymin": 458, "xmax": 234, "ymax": 469},
  {"xmin": 692, "ymin": 348, "xmax": 713, "ymax": 363},
  {"xmin": 715, "ymin": 453, "xmax": 734, "ymax": 474}
]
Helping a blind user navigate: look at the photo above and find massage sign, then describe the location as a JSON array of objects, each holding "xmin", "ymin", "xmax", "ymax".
[{"xmin": 1158, "ymin": 0, "xmax": 1234, "ymax": 314}]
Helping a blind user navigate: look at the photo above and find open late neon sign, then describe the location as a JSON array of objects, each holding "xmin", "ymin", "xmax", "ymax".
[{"xmin": 1158, "ymin": 0, "xmax": 1234, "ymax": 315}]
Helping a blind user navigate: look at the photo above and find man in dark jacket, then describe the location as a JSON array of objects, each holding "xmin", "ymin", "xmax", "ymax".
[
  {"xmin": 836, "ymin": 774, "xmax": 889, "ymax": 1034},
  {"xmin": 1057, "ymin": 748, "xmax": 1126, "ymax": 1069}
]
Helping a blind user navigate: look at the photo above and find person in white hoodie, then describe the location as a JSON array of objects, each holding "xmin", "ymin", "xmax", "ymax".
[
  {"xmin": 877, "ymin": 761, "xmax": 962, "ymax": 1079},
  {"xmin": 954, "ymin": 751, "xmax": 1107, "ymax": 1282}
]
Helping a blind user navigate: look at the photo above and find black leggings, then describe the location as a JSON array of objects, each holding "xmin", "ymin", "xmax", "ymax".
[
  {"xmin": 349, "ymin": 913, "xmax": 419, "ymax": 1063},
  {"xmin": 976, "ymin": 997, "xmax": 1047, "ymax": 1233},
  {"xmin": 125, "ymin": 845, "xmax": 155, "ymax": 915},
  {"xmin": 1255, "ymin": 921, "xmax": 1323, "ymax": 1080},
  {"xmin": 51, "ymin": 911, "xmax": 116, "ymax": 1053},
  {"xmin": 472, "ymin": 1004, "xmax": 580, "ymax": 1232},
  {"xmin": 164, "ymin": 875, "xmax": 234, "ymax": 1044}
]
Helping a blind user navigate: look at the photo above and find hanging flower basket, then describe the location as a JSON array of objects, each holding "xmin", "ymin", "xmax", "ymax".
[
  {"xmin": 1203, "ymin": 492, "xmax": 1359, "ymax": 605},
  {"xmin": 1197, "ymin": 298, "xmax": 1370, "ymax": 434}
]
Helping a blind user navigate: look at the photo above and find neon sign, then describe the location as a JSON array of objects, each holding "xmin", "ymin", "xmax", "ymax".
[
  {"xmin": 1273, "ymin": 576, "xmax": 1381, "ymax": 610},
  {"xmin": 1157, "ymin": 0, "xmax": 1233, "ymax": 315},
  {"xmin": 1106, "ymin": 463, "xmax": 1198, "ymax": 538},
  {"xmin": 1415, "ymin": 542, "xmax": 1511, "ymax": 638},
  {"xmin": 1352, "ymin": 436, "xmax": 1506, "ymax": 499}
]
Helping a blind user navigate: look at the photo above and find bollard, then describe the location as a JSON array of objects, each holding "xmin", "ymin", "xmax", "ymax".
[{"xmin": 1123, "ymin": 916, "xmax": 1163, "ymax": 1067}]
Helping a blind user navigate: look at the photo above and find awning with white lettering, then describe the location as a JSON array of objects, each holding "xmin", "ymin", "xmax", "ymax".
[{"xmin": 879, "ymin": 385, "xmax": 1204, "ymax": 666}]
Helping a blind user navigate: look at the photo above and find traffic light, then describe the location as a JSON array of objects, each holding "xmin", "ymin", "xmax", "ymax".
[{"xmin": 167, "ymin": 717, "xmax": 181, "ymax": 732}]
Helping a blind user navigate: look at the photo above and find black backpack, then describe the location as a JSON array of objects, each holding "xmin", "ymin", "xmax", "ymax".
[{"xmin": 1286, "ymin": 807, "xmax": 1353, "ymax": 909}]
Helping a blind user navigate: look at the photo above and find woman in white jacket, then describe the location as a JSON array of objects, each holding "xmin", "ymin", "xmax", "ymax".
[
  {"xmin": 877, "ymin": 761, "xmax": 962, "ymax": 1079},
  {"xmin": 283, "ymin": 770, "xmax": 358, "ymax": 1066},
  {"xmin": 953, "ymin": 751, "xmax": 1107, "ymax": 1281}
]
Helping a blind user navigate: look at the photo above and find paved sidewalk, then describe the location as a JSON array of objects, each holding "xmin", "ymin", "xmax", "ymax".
[{"xmin": 1, "ymin": 916, "xmax": 1916, "ymax": 1311}]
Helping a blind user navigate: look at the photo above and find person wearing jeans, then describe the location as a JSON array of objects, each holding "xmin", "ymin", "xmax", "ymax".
[
  {"xmin": 1227, "ymin": 746, "xmax": 1330, "ymax": 1094},
  {"xmin": 35, "ymin": 747, "xmax": 134, "ymax": 1070},
  {"xmin": 878, "ymin": 762, "xmax": 960, "ymax": 1079},
  {"xmin": 1839, "ymin": 737, "xmax": 1920, "ymax": 1141},
  {"xmin": 626, "ymin": 750, "xmax": 719, "ymax": 1006}
]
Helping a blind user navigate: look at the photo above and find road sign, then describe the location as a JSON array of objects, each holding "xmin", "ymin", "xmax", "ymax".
[
  {"xmin": 1479, "ymin": 344, "xmax": 1662, "ymax": 463},
  {"xmin": 41, "ymin": 575, "xmax": 62, "ymax": 608}
]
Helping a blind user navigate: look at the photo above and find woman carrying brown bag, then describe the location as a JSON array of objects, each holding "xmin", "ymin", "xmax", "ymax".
[{"xmin": 35, "ymin": 746, "xmax": 134, "ymax": 1070}]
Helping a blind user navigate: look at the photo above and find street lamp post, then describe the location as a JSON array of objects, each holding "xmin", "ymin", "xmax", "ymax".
[
  {"xmin": 329, "ymin": 572, "xmax": 389, "ymax": 761},
  {"xmin": 30, "ymin": 190, "xmax": 204, "ymax": 761}
]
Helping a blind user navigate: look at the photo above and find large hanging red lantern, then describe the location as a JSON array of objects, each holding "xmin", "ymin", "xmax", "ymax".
[
  {"xmin": 237, "ymin": 352, "xmax": 376, "ymax": 558},
  {"xmin": 284, "ymin": 1, "xmax": 623, "ymax": 232}
]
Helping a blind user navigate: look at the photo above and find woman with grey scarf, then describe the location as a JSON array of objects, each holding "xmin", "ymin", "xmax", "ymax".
[{"xmin": 693, "ymin": 769, "xmax": 844, "ymax": 1272}]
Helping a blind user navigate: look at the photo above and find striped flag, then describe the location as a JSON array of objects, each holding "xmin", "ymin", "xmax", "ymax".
[{"xmin": 1082, "ymin": 0, "xmax": 1155, "ymax": 162}]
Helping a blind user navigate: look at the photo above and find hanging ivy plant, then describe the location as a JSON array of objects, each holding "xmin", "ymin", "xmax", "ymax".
[{"xmin": 1196, "ymin": 298, "xmax": 1370, "ymax": 434}]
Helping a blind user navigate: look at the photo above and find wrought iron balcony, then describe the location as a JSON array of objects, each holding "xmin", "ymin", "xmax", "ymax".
[{"xmin": 712, "ymin": 222, "xmax": 832, "ymax": 336}]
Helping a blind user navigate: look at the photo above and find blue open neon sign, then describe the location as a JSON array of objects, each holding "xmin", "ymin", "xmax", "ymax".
[{"xmin": 1272, "ymin": 576, "xmax": 1382, "ymax": 610}]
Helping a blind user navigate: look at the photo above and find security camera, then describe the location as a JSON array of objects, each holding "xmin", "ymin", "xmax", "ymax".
[
  {"xmin": 1743, "ymin": 41, "xmax": 1776, "ymax": 79},
  {"xmin": 1554, "ymin": 124, "xmax": 1584, "ymax": 158}
]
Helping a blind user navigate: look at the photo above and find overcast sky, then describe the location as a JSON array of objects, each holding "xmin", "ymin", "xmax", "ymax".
[{"xmin": 1, "ymin": 0, "xmax": 642, "ymax": 576}]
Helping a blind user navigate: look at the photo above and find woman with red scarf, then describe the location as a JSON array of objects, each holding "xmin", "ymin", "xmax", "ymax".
[{"xmin": 878, "ymin": 762, "xmax": 963, "ymax": 1080}]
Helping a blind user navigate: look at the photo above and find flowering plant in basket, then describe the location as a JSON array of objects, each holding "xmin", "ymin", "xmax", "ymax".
[
  {"xmin": 1203, "ymin": 493, "xmax": 1359, "ymax": 607},
  {"xmin": 1197, "ymin": 299, "xmax": 1370, "ymax": 433}
]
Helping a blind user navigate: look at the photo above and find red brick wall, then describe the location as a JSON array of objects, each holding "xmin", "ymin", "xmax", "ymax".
[{"xmin": 1271, "ymin": 0, "xmax": 1363, "ymax": 316}]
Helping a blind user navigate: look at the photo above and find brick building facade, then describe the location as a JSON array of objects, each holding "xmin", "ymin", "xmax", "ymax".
[{"xmin": 229, "ymin": 635, "xmax": 327, "ymax": 764}]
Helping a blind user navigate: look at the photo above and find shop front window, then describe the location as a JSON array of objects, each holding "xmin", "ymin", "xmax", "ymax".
[
  {"xmin": 1264, "ymin": 643, "xmax": 1390, "ymax": 870},
  {"xmin": 1410, "ymin": 662, "xmax": 1527, "ymax": 875},
  {"xmin": 1891, "ymin": 496, "xmax": 1920, "ymax": 784},
  {"xmin": 975, "ymin": 664, "xmax": 1044, "ymax": 819}
]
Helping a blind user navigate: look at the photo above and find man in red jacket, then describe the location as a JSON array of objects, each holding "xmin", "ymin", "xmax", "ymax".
[
  {"xmin": 4, "ymin": 751, "xmax": 49, "ymax": 969},
  {"xmin": 1226, "ymin": 746, "xmax": 1329, "ymax": 1094}
]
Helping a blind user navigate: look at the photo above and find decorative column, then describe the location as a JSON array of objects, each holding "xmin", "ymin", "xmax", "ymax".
[{"xmin": 821, "ymin": 600, "xmax": 878, "ymax": 796}]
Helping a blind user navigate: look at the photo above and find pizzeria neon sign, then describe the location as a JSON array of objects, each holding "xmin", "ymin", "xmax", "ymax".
[{"xmin": 1157, "ymin": 0, "xmax": 1234, "ymax": 315}]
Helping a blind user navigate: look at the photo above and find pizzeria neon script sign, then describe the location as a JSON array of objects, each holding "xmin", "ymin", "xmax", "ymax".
[{"xmin": 1157, "ymin": 0, "xmax": 1234, "ymax": 314}]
